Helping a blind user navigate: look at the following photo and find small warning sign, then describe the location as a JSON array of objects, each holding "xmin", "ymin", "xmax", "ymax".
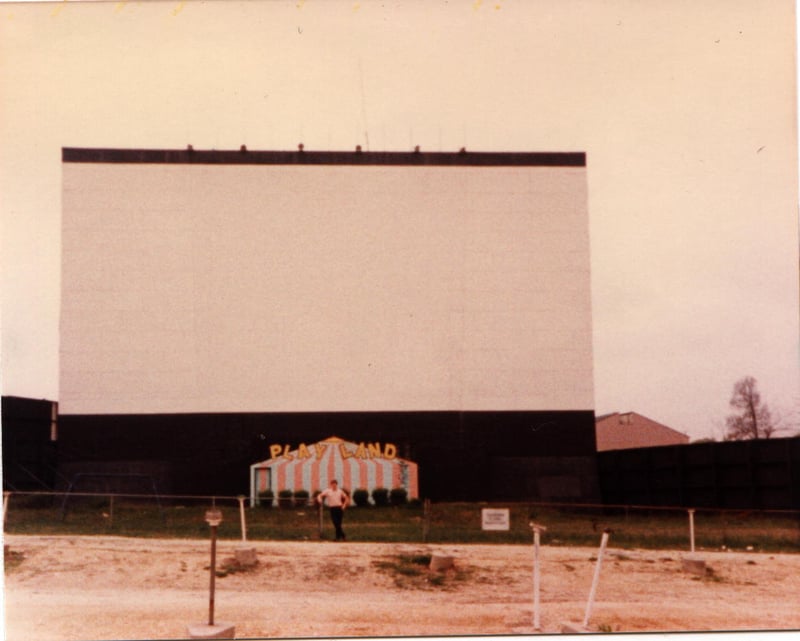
[{"xmin": 481, "ymin": 508, "xmax": 510, "ymax": 531}]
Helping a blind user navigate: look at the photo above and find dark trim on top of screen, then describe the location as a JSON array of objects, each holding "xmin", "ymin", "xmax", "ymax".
[{"xmin": 62, "ymin": 147, "xmax": 586, "ymax": 167}]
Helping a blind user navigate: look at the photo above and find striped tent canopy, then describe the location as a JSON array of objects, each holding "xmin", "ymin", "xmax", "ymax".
[{"xmin": 249, "ymin": 436, "xmax": 419, "ymax": 506}]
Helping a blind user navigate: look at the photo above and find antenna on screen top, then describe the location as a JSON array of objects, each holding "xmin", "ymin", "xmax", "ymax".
[{"xmin": 358, "ymin": 57, "xmax": 370, "ymax": 152}]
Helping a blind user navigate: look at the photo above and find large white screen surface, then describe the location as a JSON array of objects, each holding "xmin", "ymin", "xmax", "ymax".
[{"xmin": 60, "ymin": 155, "xmax": 593, "ymax": 414}]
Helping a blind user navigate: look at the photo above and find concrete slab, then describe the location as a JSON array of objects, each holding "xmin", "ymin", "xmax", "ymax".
[
  {"xmin": 234, "ymin": 547, "xmax": 258, "ymax": 567},
  {"xmin": 429, "ymin": 554, "xmax": 454, "ymax": 571},
  {"xmin": 186, "ymin": 622, "xmax": 236, "ymax": 639},
  {"xmin": 681, "ymin": 557, "xmax": 707, "ymax": 576}
]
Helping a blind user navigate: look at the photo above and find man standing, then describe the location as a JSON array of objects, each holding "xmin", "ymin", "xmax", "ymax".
[{"xmin": 317, "ymin": 479, "xmax": 349, "ymax": 541}]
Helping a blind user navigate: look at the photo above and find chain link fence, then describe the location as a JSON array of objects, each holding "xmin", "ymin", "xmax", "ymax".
[{"xmin": 4, "ymin": 490, "xmax": 800, "ymax": 553}]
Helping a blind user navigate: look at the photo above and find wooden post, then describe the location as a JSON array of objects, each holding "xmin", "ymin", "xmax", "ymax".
[
  {"xmin": 423, "ymin": 498, "xmax": 431, "ymax": 543},
  {"xmin": 209, "ymin": 524, "xmax": 217, "ymax": 626},
  {"xmin": 688, "ymin": 509, "xmax": 696, "ymax": 553},
  {"xmin": 204, "ymin": 509, "xmax": 223, "ymax": 627},
  {"xmin": 237, "ymin": 496, "xmax": 247, "ymax": 543},
  {"xmin": 186, "ymin": 508, "xmax": 235, "ymax": 638}
]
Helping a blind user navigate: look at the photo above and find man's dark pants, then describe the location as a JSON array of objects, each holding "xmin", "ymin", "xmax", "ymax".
[{"xmin": 329, "ymin": 507, "xmax": 346, "ymax": 540}]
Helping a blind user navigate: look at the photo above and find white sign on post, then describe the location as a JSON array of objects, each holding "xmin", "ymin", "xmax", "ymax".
[{"xmin": 481, "ymin": 508, "xmax": 510, "ymax": 531}]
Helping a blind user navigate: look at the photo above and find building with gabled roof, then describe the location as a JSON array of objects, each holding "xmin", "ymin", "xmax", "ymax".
[{"xmin": 595, "ymin": 411, "xmax": 689, "ymax": 451}]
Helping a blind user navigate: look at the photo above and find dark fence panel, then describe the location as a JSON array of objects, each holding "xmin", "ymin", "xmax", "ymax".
[
  {"xmin": 55, "ymin": 409, "xmax": 598, "ymax": 501},
  {"xmin": 598, "ymin": 437, "xmax": 800, "ymax": 510},
  {"xmin": 1, "ymin": 397, "xmax": 58, "ymax": 491}
]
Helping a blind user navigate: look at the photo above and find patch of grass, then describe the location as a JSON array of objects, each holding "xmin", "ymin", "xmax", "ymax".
[
  {"xmin": 406, "ymin": 554, "xmax": 433, "ymax": 566},
  {"xmin": 372, "ymin": 553, "xmax": 475, "ymax": 590},
  {"xmin": 313, "ymin": 561, "xmax": 347, "ymax": 581},
  {"xmin": 4, "ymin": 497, "xmax": 799, "ymax": 553},
  {"xmin": 691, "ymin": 566, "xmax": 726, "ymax": 583},
  {"xmin": 4, "ymin": 548, "xmax": 25, "ymax": 572},
  {"xmin": 373, "ymin": 554, "xmax": 478, "ymax": 590},
  {"xmin": 373, "ymin": 556, "xmax": 426, "ymax": 588},
  {"xmin": 206, "ymin": 556, "xmax": 260, "ymax": 578},
  {"xmin": 427, "ymin": 572, "xmax": 446, "ymax": 586}
]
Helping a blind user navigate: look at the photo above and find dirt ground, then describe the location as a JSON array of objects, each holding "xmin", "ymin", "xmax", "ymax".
[{"xmin": 3, "ymin": 533, "xmax": 799, "ymax": 640}]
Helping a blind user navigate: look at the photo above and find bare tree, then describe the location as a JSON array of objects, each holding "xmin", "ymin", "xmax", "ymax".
[{"xmin": 724, "ymin": 376, "xmax": 776, "ymax": 440}]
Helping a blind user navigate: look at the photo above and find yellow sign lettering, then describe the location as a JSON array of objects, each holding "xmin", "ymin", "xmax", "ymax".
[{"xmin": 268, "ymin": 440, "xmax": 401, "ymax": 461}]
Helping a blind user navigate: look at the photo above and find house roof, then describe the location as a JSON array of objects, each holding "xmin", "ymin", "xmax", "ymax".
[{"xmin": 595, "ymin": 411, "xmax": 690, "ymax": 451}]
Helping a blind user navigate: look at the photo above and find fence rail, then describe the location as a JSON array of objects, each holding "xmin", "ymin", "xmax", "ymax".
[{"xmin": 3, "ymin": 490, "xmax": 799, "ymax": 553}]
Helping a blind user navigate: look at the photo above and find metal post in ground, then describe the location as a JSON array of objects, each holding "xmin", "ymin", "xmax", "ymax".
[
  {"xmin": 186, "ymin": 508, "xmax": 235, "ymax": 639},
  {"xmin": 233, "ymin": 495, "xmax": 259, "ymax": 568},
  {"xmin": 207, "ymin": 510, "xmax": 221, "ymax": 626},
  {"xmin": 688, "ymin": 509, "xmax": 696, "ymax": 553},
  {"xmin": 582, "ymin": 529, "xmax": 610, "ymax": 629},
  {"xmin": 530, "ymin": 522, "xmax": 547, "ymax": 631}
]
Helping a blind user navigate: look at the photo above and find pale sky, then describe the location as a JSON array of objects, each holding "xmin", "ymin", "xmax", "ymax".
[{"xmin": 1, "ymin": 0, "xmax": 798, "ymax": 441}]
